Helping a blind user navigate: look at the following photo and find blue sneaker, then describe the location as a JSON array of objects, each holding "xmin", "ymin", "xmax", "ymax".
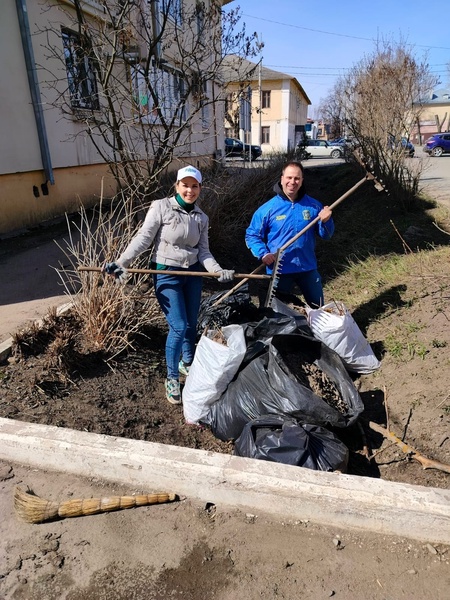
[
  {"xmin": 178, "ymin": 360, "xmax": 191, "ymax": 377},
  {"xmin": 165, "ymin": 378, "xmax": 181, "ymax": 404}
]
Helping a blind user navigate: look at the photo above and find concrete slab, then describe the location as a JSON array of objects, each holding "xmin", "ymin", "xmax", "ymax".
[{"xmin": 1, "ymin": 417, "xmax": 449, "ymax": 545}]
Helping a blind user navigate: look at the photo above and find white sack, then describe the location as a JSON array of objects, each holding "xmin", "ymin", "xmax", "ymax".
[
  {"xmin": 182, "ymin": 324, "xmax": 247, "ymax": 424},
  {"xmin": 306, "ymin": 301, "xmax": 381, "ymax": 374}
]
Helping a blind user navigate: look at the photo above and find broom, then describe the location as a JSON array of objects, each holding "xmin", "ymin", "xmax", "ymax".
[{"xmin": 14, "ymin": 486, "xmax": 179, "ymax": 524}]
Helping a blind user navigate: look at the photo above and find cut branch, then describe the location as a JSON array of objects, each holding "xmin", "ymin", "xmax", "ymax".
[{"xmin": 368, "ymin": 421, "xmax": 450, "ymax": 474}]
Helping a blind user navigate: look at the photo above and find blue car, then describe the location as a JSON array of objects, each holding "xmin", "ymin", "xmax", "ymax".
[
  {"xmin": 423, "ymin": 133, "xmax": 450, "ymax": 157},
  {"xmin": 400, "ymin": 137, "xmax": 415, "ymax": 157},
  {"xmin": 389, "ymin": 135, "xmax": 415, "ymax": 157}
]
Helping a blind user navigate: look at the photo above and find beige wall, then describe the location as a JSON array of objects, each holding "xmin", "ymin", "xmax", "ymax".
[
  {"xmin": 410, "ymin": 102, "xmax": 450, "ymax": 144},
  {"xmin": 0, "ymin": 164, "xmax": 117, "ymax": 234},
  {"xmin": 226, "ymin": 76, "xmax": 309, "ymax": 153},
  {"xmin": 0, "ymin": 0, "xmax": 225, "ymax": 235},
  {"xmin": 257, "ymin": 79, "xmax": 308, "ymax": 152}
]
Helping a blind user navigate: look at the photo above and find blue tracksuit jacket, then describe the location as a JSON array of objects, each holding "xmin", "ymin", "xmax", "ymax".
[{"xmin": 245, "ymin": 190, "xmax": 334, "ymax": 275}]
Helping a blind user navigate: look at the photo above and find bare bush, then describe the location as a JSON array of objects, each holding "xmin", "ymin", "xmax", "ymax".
[
  {"xmin": 200, "ymin": 155, "xmax": 289, "ymax": 250},
  {"xmin": 319, "ymin": 40, "xmax": 439, "ymax": 208},
  {"xmin": 55, "ymin": 189, "xmax": 163, "ymax": 358}
]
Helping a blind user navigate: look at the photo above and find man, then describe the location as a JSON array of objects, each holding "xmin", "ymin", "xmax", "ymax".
[{"xmin": 245, "ymin": 161, "xmax": 334, "ymax": 308}]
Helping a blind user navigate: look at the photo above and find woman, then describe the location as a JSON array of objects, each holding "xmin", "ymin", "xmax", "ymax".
[{"xmin": 104, "ymin": 166, "xmax": 234, "ymax": 404}]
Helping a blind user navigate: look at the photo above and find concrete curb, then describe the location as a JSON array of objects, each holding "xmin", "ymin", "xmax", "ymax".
[
  {"xmin": 1, "ymin": 417, "xmax": 449, "ymax": 544},
  {"xmin": 0, "ymin": 336, "xmax": 14, "ymax": 363}
]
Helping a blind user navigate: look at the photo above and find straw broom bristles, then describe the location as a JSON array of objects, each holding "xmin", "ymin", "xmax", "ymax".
[{"xmin": 14, "ymin": 486, "xmax": 178, "ymax": 524}]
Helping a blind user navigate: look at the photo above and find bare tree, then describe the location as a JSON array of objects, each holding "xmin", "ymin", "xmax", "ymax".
[
  {"xmin": 39, "ymin": 0, "xmax": 261, "ymax": 206},
  {"xmin": 321, "ymin": 41, "xmax": 438, "ymax": 206},
  {"xmin": 317, "ymin": 78, "xmax": 348, "ymax": 139},
  {"xmin": 435, "ymin": 112, "xmax": 448, "ymax": 133}
]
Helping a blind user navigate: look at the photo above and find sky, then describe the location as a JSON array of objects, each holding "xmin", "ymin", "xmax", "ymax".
[{"xmin": 224, "ymin": 0, "xmax": 450, "ymax": 116}]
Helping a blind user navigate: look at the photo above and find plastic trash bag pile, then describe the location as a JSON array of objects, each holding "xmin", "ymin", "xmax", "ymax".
[{"xmin": 183, "ymin": 286, "xmax": 380, "ymax": 473}]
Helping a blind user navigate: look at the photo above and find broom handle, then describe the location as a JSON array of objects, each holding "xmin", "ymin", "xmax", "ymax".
[
  {"xmin": 77, "ymin": 266, "xmax": 269, "ymax": 280},
  {"xmin": 212, "ymin": 174, "xmax": 373, "ymax": 308}
]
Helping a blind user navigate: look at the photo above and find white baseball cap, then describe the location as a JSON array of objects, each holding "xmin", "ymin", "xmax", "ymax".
[{"xmin": 177, "ymin": 165, "xmax": 202, "ymax": 184}]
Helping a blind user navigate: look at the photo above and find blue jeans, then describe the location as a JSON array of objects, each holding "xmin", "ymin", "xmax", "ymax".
[
  {"xmin": 153, "ymin": 264, "xmax": 203, "ymax": 379},
  {"xmin": 276, "ymin": 269, "xmax": 324, "ymax": 308}
]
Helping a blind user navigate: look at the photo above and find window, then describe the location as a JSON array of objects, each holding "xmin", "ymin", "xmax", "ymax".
[
  {"xmin": 132, "ymin": 62, "xmax": 185, "ymax": 123},
  {"xmin": 62, "ymin": 29, "xmax": 99, "ymax": 110},
  {"xmin": 262, "ymin": 90, "xmax": 271, "ymax": 109},
  {"xmin": 162, "ymin": 0, "xmax": 182, "ymax": 24},
  {"xmin": 261, "ymin": 126, "xmax": 270, "ymax": 144}
]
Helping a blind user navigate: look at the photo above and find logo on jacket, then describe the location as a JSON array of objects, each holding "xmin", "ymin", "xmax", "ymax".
[
  {"xmin": 302, "ymin": 210, "xmax": 311, "ymax": 220},
  {"xmin": 275, "ymin": 215, "xmax": 287, "ymax": 221}
]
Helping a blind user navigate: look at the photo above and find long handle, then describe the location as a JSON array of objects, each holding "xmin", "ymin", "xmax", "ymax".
[
  {"xmin": 216, "ymin": 174, "xmax": 373, "ymax": 309},
  {"xmin": 278, "ymin": 174, "xmax": 372, "ymax": 252},
  {"xmin": 77, "ymin": 266, "xmax": 270, "ymax": 280}
]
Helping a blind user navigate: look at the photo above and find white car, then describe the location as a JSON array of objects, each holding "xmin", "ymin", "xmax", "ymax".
[{"xmin": 297, "ymin": 140, "xmax": 344, "ymax": 159}]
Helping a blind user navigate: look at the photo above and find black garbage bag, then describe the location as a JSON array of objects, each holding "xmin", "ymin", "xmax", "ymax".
[
  {"xmin": 270, "ymin": 297, "xmax": 312, "ymax": 336},
  {"xmin": 205, "ymin": 332, "xmax": 364, "ymax": 441},
  {"xmin": 240, "ymin": 313, "xmax": 299, "ymax": 366},
  {"xmin": 196, "ymin": 283, "xmax": 259, "ymax": 337},
  {"xmin": 234, "ymin": 414, "xmax": 349, "ymax": 472}
]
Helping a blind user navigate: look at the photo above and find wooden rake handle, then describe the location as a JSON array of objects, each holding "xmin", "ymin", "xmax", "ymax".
[
  {"xmin": 213, "ymin": 171, "xmax": 383, "ymax": 309},
  {"xmin": 77, "ymin": 266, "xmax": 270, "ymax": 280}
]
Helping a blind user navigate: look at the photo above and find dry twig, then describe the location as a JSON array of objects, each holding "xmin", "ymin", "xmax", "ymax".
[{"xmin": 368, "ymin": 421, "xmax": 450, "ymax": 474}]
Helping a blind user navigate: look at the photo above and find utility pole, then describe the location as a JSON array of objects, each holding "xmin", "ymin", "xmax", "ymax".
[{"xmin": 258, "ymin": 59, "xmax": 262, "ymax": 146}]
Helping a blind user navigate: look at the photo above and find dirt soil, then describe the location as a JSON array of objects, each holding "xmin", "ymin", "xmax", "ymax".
[
  {"xmin": 1, "ymin": 164, "xmax": 450, "ymax": 599},
  {"xmin": 1, "ymin": 273, "xmax": 450, "ymax": 600}
]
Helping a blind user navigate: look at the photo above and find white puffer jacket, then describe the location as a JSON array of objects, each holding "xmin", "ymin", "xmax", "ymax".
[{"xmin": 118, "ymin": 196, "xmax": 222, "ymax": 273}]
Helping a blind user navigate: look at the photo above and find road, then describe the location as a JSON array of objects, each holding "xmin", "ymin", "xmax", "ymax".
[{"xmin": 416, "ymin": 148, "xmax": 450, "ymax": 210}]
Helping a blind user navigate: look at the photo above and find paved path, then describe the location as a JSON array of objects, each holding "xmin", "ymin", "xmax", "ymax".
[
  {"xmin": 416, "ymin": 149, "xmax": 450, "ymax": 210},
  {"xmin": 0, "ymin": 221, "xmax": 75, "ymax": 344}
]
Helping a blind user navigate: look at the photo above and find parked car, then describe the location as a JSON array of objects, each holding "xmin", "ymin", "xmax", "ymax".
[
  {"xmin": 328, "ymin": 137, "xmax": 355, "ymax": 147},
  {"xmin": 400, "ymin": 137, "xmax": 415, "ymax": 157},
  {"xmin": 224, "ymin": 137, "xmax": 262, "ymax": 161},
  {"xmin": 423, "ymin": 133, "xmax": 450, "ymax": 157},
  {"xmin": 296, "ymin": 139, "xmax": 344, "ymax": 159},
  {"xmin": 388, "ymin": 135, "xmax": 415, "ymax": 157}
]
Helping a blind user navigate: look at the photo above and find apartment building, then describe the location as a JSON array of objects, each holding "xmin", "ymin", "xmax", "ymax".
[
  {"xmin": 222, "ymin": 55, "xmax": 311, "ymax": 153},
  {"xmin": 1, "ymin": 0, "xmax": 233, "ymax": 234}
]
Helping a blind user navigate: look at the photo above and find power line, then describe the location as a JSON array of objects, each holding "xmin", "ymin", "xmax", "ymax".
[
  {"xmin": 265, "ymin": 63, "xmax": 449, "ymax": 71},
  {"xmin": 242, "ymin": 13, "xmax": 450, "ymax": 51},
  {"xmin": 265, "ymin": 68, "xmax": 448, "ymax": 78}
]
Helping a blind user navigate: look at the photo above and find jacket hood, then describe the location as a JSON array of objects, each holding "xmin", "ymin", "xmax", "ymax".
[{"xmin": 273, "ymin": 181, "xmax": 306, "ymax": 201}]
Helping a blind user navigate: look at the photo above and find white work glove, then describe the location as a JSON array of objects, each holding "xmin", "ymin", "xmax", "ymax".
[
  {"xmin": 102, "ymin": 261, "xmax": 128, "ymax": 285},
  {"xmin": 217, "ymin": 269, "xmax": 235, "ymax": 283}
]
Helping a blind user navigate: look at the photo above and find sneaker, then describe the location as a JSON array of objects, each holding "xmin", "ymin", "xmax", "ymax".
[
  {"xmin": 165, "ymin": 378, "xmax": 181, "ymax": 404},
  {"xmin": 178, "ymin": 360, "xmax": 191, "ymax": 377}
]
